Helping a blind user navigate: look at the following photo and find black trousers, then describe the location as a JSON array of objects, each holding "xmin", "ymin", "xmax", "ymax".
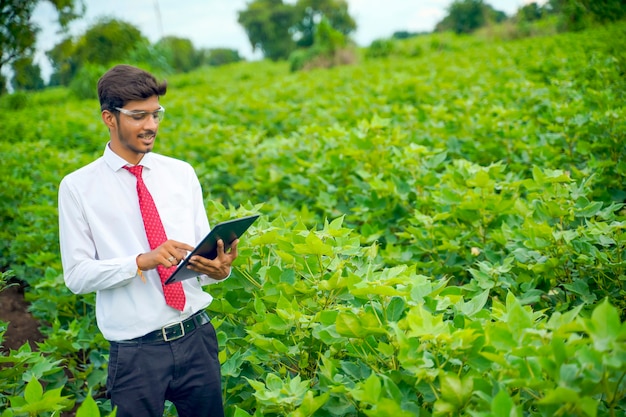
[{"xmin": 106, "ymin": 320, "xmax": 224, "ymax": 417}]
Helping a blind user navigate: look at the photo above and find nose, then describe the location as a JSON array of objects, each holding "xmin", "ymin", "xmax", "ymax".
[{"xmin": 144, "ymin": 113, "xmax": 159, "ymax": 129}]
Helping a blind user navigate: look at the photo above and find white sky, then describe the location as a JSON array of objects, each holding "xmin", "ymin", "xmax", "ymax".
[{"xmin": 31, "ymin": 0, "xmax": 535, "ymax": 79}]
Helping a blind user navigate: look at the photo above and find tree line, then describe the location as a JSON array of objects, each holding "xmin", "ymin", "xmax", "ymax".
[{"xmin": 2, "ymin": 0, "xmax": 625, "ymax": 95}]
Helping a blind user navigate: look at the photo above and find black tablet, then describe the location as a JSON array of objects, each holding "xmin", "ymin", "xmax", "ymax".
[{"xmin": 164, "ymin": 214, "xmax": 260, "ymax": 284}]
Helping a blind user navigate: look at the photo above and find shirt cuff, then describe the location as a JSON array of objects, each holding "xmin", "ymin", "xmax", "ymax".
[{"xmin": 197, "ymin": 267, "xmax": 231, "ymax": 285}]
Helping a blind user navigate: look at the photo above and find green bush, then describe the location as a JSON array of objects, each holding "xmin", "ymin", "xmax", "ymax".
[
  {"xmin": 365, "ymin": 39, "xmax": 395, "ymax": 59},
  {"xmin": 69, "ymin": 64, "xmax": 106, "ymax": 100},
  {"xmin": 0, "ymin": 91, "xmax": 29, "ymax": 110}
]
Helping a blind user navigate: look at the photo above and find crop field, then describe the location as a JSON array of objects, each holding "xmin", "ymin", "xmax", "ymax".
[{"xmin": 1, "ymin": 22, "xmax": 625, "ymax": 416}]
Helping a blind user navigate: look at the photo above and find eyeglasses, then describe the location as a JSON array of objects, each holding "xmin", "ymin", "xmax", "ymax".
[{"xmin": 114, "ymin": 106, "xmax": 165, "ymax": 124}]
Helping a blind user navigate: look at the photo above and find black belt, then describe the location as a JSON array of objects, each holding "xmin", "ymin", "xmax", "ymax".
[{"xmin": 117, "ymin": 311, "xmax": 211, "ymax": 344}]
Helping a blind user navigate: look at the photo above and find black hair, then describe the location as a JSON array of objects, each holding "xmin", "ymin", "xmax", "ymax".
[{"xmin": 97, "ymin": 64, "xmax": 167, "ymax": 112}]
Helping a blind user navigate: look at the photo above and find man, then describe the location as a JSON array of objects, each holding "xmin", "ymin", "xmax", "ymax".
[{"xmin": 58, "ymin": 64, "xmax": 236, "ymax": 417}]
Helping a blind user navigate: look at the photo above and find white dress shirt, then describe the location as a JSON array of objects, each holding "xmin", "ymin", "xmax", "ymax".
[{"xmin": 58, "ymin": 144, "xmax": 223, "ymax": 341}]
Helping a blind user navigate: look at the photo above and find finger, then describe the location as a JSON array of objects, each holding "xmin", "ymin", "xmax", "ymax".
[
  {"xmin": 216, "ymin": 239, "xmax": 225, "ymax": 255},
  {"xmin": 229, "ymin": 239, "xmax": 239, "ymax": 259},
  {"xmin": 188, "ymin": 255, "xmax": 213, "ymax": 268},
  {"xmin": 175, "ymin": 248, "xmax": 189, "ymax": 261},
  {"xmin": 166, "ymin": 239, "xmax": 195, "ymax": 252},
  {"xmin": 165, "ymin": 254, "xmax": 178, "ymax": 266}
]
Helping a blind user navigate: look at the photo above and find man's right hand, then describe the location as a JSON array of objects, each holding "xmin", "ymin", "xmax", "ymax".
[{"xmin": 136, "ymin": 240, "xmax": 195, "ymax": 270}]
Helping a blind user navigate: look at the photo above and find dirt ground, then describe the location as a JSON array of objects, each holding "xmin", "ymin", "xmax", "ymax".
[
  {"xmin": 1, "ymin": 285, "xmax": 80, "ymax": 416},
  {"xmin": 0, "ymin": 284, "xmax": 44, "ymax": 353}
]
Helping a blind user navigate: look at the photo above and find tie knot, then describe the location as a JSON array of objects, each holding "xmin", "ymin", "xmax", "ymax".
[{"xmin": 124, "ymin": 165, "xmax": 143, "ymax": 178}]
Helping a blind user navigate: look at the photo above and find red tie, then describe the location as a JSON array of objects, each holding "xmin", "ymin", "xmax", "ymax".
[{"xmin": 124, "ymin": 165, "xmax": 186, "ymax": 311}]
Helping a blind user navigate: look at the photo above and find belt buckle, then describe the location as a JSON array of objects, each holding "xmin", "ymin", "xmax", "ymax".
[{"xmin": 162, "ymin": 321, "xmax": 185, "ymax": 342}]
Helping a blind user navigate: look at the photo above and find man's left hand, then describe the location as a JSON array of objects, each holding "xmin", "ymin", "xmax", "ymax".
[{"xmin": 187, "ymin": 239, "xmax": 239, "ymax": 280}]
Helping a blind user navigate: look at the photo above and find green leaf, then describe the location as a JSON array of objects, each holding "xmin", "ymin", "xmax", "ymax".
[
  {"xmin": 403, "ymin": 305, "xmax": 449, "ymax": 337},
  {"xmin": 362, "ymin": 373, "xmax": 382, "ymax": 403},
  {"xmin": 491, "ymin": 389, "xmax": 517, "ymax": 417},
  {"xmin": 266, "ymin": 373, "xmax": 283, "ymax": 391},
  {"xmin": 291, "ymin": 391, "xmax": 329, "ymax": 417},
  {"xmin": 466, "ymin": 170, "xmax": 492, "ymax": 188},
  {"xmin": 364, "ymin": 398, "xmax": 416, "ymax": 417},
  {"xmin": 439, "ymin": 373, "xmax": 473, "ymax": 407},
  {"xmin": 386, "ymin": 296, "xmax": 406, "ymax": 322},
  {"xmin": 584, "ymin": 298, "xmax": 620, "ymax": 351},
  {"xmin": 504, "ymin": 292, "xmax": 533, "ymax": 340},
  {"xmin": 76, "ymin": 392, "xmax": 100, "ymax": 417},
  {"xmin": 293, "ymin": 232, "xmax": 334, "ymax": 256},
  {"xmin": 234, "ymin": 406, "xmax": 253, "ymax": 417},
  {"xmin": 578, "ymin": 397, "xmax": 598, "ymax": 417},
  {"xmin": 457, "ymin": 289, "xmax": 489, "ymax": 317},
  {"xmin": 538, "ymin": 386, "xmax": 579, "ymax": 404},
  {"xmin": 23, "ymin": 377, "xmax": 43, "ymax": 404},
  {"xmin": 336, "ymin": 311, "xmax": 365, "ymax": 338},
  {"xmin": 349, "ymin": 372, "xmax": 381, "ymax": 405}
]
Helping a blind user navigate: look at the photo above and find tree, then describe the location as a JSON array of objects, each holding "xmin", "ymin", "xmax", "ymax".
[
  {"xmin": 289, "ymin": 16, "xmax": 356, "ymax": 72},
  {"xmin": 516, "ymin": 2, "xmax": 544, "ymax": 22},
  {"xmin": 46, "ymin": 36, "xmax": 77, "ymax": 86},
  {"xmin": 0, "ymin": 0, "xmax": 83, "ymax": 92},
  {"xmin": 76, "ymin": 18, "xmax": 146, "ymax": 66},
  {"xmin": 547, "ymin": 0, "xmax": 626, "ymax": 31},
  {"xmin": 237, "ymin": 0, "xmax": 297, "ymax": 61},
  {"xmin": 292, "ymin": 0, "xmax": 356, "ymax": 48},
  {"xmin": 238, "ymin": 0, "xmax": 357, "ymax": 61},
  {"xmin": 47, "ymin": 17, "xmax": 147, "ymax": 86},
  {"xmin": 435, "ymin": 0, "xmax": 506, "ymax": 34},
  {"xmin": 11, "ymin": 56, "xmax": 44, "ymax": 91},
  {"xmin": 155, "ymin": 36, "xmax": 202, "ymax": 73},
  {"xmin": 202, "ymin": 48, "xmax": 242, "ymax": 67}
]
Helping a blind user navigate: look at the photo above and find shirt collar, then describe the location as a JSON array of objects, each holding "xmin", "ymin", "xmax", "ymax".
[{"xmin": 103, "ymin": 142, "xmax": 155, "ymax": 171}]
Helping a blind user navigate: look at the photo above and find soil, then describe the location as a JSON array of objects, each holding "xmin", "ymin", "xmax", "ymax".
[
  {"xmin": 0, "ymin": 284, "xmax": 44, "ymax": 353},
  {"xmin": 1, "ymin": 284, "xmax": 81, "ymax": 416}
]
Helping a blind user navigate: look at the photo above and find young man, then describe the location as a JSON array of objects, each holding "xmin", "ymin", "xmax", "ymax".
[{"xmin": 58, "ymin": 64, "xmax": 236, "ymax": 417}]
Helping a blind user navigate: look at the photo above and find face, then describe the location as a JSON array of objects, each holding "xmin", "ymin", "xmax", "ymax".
[{"xmin": 102, "ymin": 95, "xmax": 163, "ymax": 165}]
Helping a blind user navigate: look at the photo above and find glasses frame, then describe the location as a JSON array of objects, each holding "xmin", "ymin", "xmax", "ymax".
[{"xmin": 114, "ymin": 106, "xmax": 165, "ymax": 124}]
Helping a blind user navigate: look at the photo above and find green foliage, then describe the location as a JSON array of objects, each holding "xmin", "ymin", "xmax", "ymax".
[
  {"xmin": 155, "ymin": 36, "xmax": 202, "ymax": 73},
  {"xmin": 392, "ymin": 30, "xmax": 425, "ymax": 39},
  {"xmin": 69, "ymin": 64, "xmax": 107, "ymax": 100},
  {"xmin": 2, "ymin": 22, "xmax": 626, "ymax": 416},
  {"xmin": 365, "ymin": 39, "xmax": 395, "ymax": 59},
  {"xmin": 202, "ymin": 48, "xmax": 243, "ymax": 67},
  {"xmin": 0, "ymin": 1, "xmax": 39, "ymax": 83},
  {"xmin": 10, "ymin": 56, "xmax": 44, "ymax": 91},
  {"xmin": 293, "ymin": 0, "xmax": 356, "ymax": 48},
  {"xmin": 6, "ymin": 377, "xmax": 73, "ymax": 416},
  {"xmin": 0, "ymin": 0, "xmax": 83, "ymax": 93},
  {"xmin": 517, "ymin": 2, "xmax": 544, "ymax": 22},
  {"xmin": 46, "ymin": 37, "xmax": 78, "ymax": 87},
  {"xmin": 289, "ymin": 17, "xmax": 355, "ymax": 71},
  {"xmin": 124, "ymin": 42, "xmax": 173, "ymax": 76},
  {"xmin": 0, "ymin": 90, "xmax": 29, "ymax": 110},
  {"xmin": 549, "ymin": 0, "xmax": 626, "ymax": 31},
  {"xmin": 238, "ymin": 0, "xmax": 357, "ymax": 61},
  {"xmin": 78, "ymin": 18, "xmax": 146, "ymax": 67},
  {"xmin": 238, "ymin": 0, "xmax": 298, "ymax": 61},
  {"xmin": 47, "ymin": 17, "xmax": 148, "ymax": 86},
  {"xmin": 436, "ymin": 0, "xmax": 508, "ymax": 34},
  {"xmin": 0, "ymin": 270, "xmax": 18, "ymax": 293}
]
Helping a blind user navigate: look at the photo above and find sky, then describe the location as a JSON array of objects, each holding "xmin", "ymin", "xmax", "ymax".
[{"xmin": 31, "ymin": 0, "xmax": 535, "ymax": 80}]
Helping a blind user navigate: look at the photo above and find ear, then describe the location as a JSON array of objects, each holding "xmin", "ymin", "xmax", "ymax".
[{"xmin": 101, "ymin": 110, "xmax": 117, "ymax": 130}]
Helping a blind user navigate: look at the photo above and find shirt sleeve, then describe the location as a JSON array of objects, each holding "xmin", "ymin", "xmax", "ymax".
[{"xmin": 58, "ymin": 178, "xmax": 138, "ymax": 294}]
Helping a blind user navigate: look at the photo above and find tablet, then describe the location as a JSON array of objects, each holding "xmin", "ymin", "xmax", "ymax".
[{"xmin": 164, "ymin": 214, "xmax": 260, "ymax": 284}]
